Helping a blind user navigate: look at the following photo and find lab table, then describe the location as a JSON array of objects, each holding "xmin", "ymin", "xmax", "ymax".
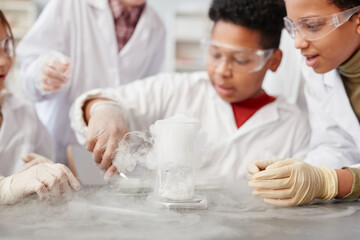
[{"xmin": 0, "ymin": 181, "xmax": 359, "ymax": 240}]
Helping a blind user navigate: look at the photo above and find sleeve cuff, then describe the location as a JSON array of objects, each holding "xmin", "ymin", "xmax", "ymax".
[{"xmin": 341, "ymin": 167, "xmax": 360, "ymax": 200}]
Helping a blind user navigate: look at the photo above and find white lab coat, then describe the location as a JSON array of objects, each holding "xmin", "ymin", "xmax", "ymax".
[
  {"xmin": 302, "ymin": 66, "xmax": 360, "ymax": 169},
  {"xmin": 71, "ymin": 72, "xmax": 310, "ymax": 180},
  {"xmin": 16, "ymin": 0, "xmax": 166, "ymax": 164},
  {"xmin": 263, "ymin": 30, "xmax": 307, "ymax": 112},
  {"xmin": 0, "ymin": 95, "xmax": 54, "ymax": 177}
]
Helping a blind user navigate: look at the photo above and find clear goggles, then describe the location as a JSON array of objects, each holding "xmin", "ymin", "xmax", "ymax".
[
  {"xmin": 0, "ymin": 37, "xmax": 14, "ymax": 58},
  {"xmin": 201, "ymin": 39, "xmax": 274, "ymax": 73},
  {"xmin": 284, "ymin": 5, "xmax": 360, "ymax": 41}
]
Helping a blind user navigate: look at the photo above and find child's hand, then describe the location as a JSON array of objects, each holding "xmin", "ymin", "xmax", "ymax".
[
  {"xmin": 248, "ymin": 158, "xmax": 338, "ymax": 206},
  {"xmin": 86, "ymin": 101, "xmax": 129, "ymax": 171},
  {"xmin": 246, "ymin": 157, "xmax": 282, "ymax": 180},
  {"xmin": 20, "ymin": 153, "xmax": 53, "ymax": 173},
  {"xmin": 0, "ymin": 163, "xmax": 81, "ymax": 205}
]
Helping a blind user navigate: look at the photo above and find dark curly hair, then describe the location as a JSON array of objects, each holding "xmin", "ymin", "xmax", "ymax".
[
  {"xmin": 328, "ymin": 0, "xmax": 360, "ymax": 10},
  {"xmin": 209, "ymin": 0, "xmax": 286, "ymax": 49}
]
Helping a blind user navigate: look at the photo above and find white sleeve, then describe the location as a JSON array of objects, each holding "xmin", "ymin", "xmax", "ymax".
[
  {"xmin": 70, "ymin": 73, "xmax": 184, "ymax": 145},
  {"xmin": 16, "ymin": 0, "xmax": 69, "ymax": 101},
  {"xmin": 304, "ymin": 83, "xmax": 359, "ymax": 168}
]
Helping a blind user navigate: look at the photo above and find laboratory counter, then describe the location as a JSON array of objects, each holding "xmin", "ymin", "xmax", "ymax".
[{"xmin": 0, "ymin": 181, "xmax": 359, "ymax": 240}]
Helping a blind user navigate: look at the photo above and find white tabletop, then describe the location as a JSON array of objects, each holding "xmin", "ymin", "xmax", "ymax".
[{"xmin": 1, "ymin": 180, "xmax": 359, "ymax": 240}]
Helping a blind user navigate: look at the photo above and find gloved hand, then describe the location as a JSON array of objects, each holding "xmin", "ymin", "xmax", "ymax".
[
  {"xmin": 0, "ymin": 163, "xmax": 81, "ymax": 205},
  {"xmin": 36, "ymin": 51, "xmax": 71, "ymax": 93},
  {"xmin": 20, "ymin": 153, "xmax": 53, "ymax": 172},
  {"xmin": 247, "ymin": 157, "xmax": 282, "ymax": 180},
  {"xmin": 86, "ymin": 100, "xmax": 129, "ymax": 171},
  {"xmin": 248, "ymin": 158, "xmax": 338, "ymax": 206}
]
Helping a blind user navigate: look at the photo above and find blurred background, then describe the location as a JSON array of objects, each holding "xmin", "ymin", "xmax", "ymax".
[{"xmin": 0, "ymin": 0, "xmax": 213, "ymax": 73}]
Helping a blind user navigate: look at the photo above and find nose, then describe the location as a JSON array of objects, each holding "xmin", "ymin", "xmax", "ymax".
[
  {"xmin": 0, "ymin": 53, "xmax": 7, "ymax": 66},
  {"xmin": 215, "ymin": 58, "xmax": 232, "ymax": 76},
  {"xmin": 294, "ymin": 31, "xmax": 309, "ymax": 50},
  {"xmin": 0, "ymin": 51, "xmax": 10, "ymax": 69}
]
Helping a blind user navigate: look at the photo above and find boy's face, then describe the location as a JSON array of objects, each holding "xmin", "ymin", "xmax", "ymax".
[
  {"xmin": 286, "ymin": 0, "xmax": 360, "ymax": 73},
  {"xmin": 206, "ymin": 20, "xmax": 280, "ymax": 103}
]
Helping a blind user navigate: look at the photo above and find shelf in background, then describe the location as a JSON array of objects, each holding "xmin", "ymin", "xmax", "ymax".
[{"xmin": 0, "ymin": 0, "xmax": 36, "ymax": 41}]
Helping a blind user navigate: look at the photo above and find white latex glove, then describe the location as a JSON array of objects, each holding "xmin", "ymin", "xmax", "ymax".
[
  {"xmin": 0, "ymin": 163, "xmax": 81, "ymax": 205},
  {"xmin": 248, "ymin": 158, "xmax": 338, "ymax": 207},
  {"xmin": 36, "ymin": 51, "xmax": 71, "ymax": 93},
  {"xmin": 20, "ymin": 153, "xmax": 53, "ymax": 172},
  {"xmin": 86, "ymin": 100, "xmax": 129, "ymax": 172}
]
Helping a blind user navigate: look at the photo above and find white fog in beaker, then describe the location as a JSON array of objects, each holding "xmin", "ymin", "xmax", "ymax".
[{"xmin": 150, "ymin": 114, "xmax": 200, "ymax": 201}]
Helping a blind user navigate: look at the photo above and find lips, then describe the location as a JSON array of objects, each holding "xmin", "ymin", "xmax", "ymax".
[
  {"xmin": 0, "ymin": 74, "xmax": 6, "ymax": 82},
  {"xmin": 303, "ymin": 54, "xmax": 320, "ymax": 68},
  {"xmin": 215, "ymin": 84, "xmax": 235, "ymax": 96}
]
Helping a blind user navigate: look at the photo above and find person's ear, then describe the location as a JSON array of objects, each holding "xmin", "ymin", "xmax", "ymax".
[
  {"xmin": 269, "ymin": 49, "xmax": 282, "ymax": 72},
  {"xmin": 355, "ymin": 13, "xmax": 360, "ymax": 35}
]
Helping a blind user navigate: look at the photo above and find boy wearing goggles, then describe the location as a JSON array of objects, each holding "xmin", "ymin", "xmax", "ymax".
[
  {"xmin": 249, "ymin": 0, "xmax": 360, "ymax": 206},
  {"xmin": 70, "ymin": 0, "xmax": 310, "ymax": 180}
]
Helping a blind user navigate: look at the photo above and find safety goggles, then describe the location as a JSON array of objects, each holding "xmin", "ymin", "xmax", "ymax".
[
  {"xmin": 284, "ymin": 5, "xmax": 360, "ymax": 41},
  {"xmin": 201, "ymin": 39, "xmax": 274, "ymax": 73},
  {"xmin": 0, "ymin": 37, "xmax": 14, "ymax": 58}
]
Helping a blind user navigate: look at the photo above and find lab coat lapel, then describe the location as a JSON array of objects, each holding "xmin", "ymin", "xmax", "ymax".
[
  {"xmin": 86, "ymin": 0, "xmax": 107, "ymax": 9},
  {"xmin": 87, "ymin": 0, "xmax": 118, "ymax": 57},
  {"xmin": 119, "ymin": 4, "xmax": 152, "ymax": 57},
  {"xmin": 215, "ymin": 98, "xmax": 281, "ymax": 177},
  {"xmin": 232, "ymin": 100, "xmax": 280, "ymax": 140},
  {"xmin": 322, "ymin": 70, "xmax": 360, "ymax": 146},
  {"xmin": 0, "ymin": 99, "xmax": 19, "ymax": 153}
]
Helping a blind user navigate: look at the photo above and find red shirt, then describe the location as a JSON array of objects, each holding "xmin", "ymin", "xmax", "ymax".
[
  {"xmin": 108, "ymin": 0, "xmax": 145, "ymax": 52},
  {"xmin": 231, "ymin": 92, "xmax": 276, "ymax": 128}
]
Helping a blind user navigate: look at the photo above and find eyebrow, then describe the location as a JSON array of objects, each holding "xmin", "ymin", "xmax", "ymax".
[
  {"xmin": 298, "ymin": 10, "xmax": 344, "ymax": 21},
  {"xmin": 300, "ymin": 14, "xmax": 323, "ymax": 19}
]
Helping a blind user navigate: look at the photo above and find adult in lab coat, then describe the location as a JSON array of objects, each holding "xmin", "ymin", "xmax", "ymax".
[
  {"xmin": 71, "ymin": 72, "xmax": 310, "ymax": 180},
  {"xmin": 16, "ymin": 0, "xmax": 166, "ymax": 164}
]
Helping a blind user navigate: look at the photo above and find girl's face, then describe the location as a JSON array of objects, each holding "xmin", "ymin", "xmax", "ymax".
[
  {"xmin": 286, "ymin": 0, "xmax": 360, "ymax": 73},
  {"xmin": 0, "ymin": 22, "xmax": 13, "ymax": 90}
]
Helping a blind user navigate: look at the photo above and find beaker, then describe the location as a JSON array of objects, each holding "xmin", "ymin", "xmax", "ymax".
[{"xmin": 151, "ymin": 117, "xmax": 200, "ymax": 201}]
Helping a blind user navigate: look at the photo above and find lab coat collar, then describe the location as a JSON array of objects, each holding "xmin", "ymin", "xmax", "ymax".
[
  {"xmin": 321, "ymin": 69, "xmax": 360, "ymax": 145},
  {"xmin": 323, "ymin": 69, "xmax": 338, "ymax": 88},
  {"xmin": 212, "ymin": 90, "xmax": 283, "ymax": 140},
  {"xmin": 86, "ymin": 0, "xmax": 108, "ymax": 9},
  {"xmin": 232, "ymin": 97, "xmax": 284, "ymax": 139},
  {"xmin": 88, "ymin": 0, "xmax": 119, "ymax": 58},
  {"xmin": 0, "ymin": 96, "xmax": 20, "ymax": 151},
  {"xmin": 139, "ymin": 4, "xmax": 157, "ymax": 28},
  {"xmin": 4, "ymin": 94, "xmax": 24, "ymax": 110},
  {"xmin": 118, "ymin": 4, "xmax": 153, "ymax": 56}
]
